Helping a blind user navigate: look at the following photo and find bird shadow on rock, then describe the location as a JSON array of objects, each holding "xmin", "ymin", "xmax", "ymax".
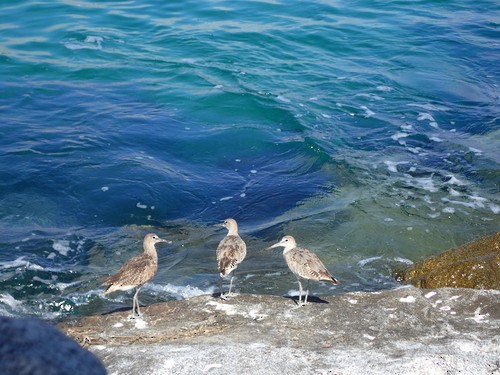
[
  {"xmin": 211, "ymin": 292, "xmax": 223, "ymax": 299},
  {"xmin": 101, "ymin": 306, "xmax": 135, "ymax": 316},
  {"xmin": 283, "ymin": 295, "xmax": 329, "ymax": 305}
]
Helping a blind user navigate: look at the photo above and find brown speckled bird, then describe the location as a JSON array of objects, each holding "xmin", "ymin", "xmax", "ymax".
[
  {"xmin": 103, "ymin": 233, "xmax": 171, "ymax": 316},
  {"xmin": 216, "ymin": 218, "xmax": 247, "ymax": 299},
  {"xmin": 268, "ymin": 235, "xmax": 338, "ymax": 306}
]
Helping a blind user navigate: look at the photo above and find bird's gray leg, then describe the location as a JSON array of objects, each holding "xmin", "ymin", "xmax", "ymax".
[
  {"xmin": 221, "ymin": 273, "xmax": 236, "ymax": 300},
  {"xmin": 228, "ymin": 267, "xmax": 239, "ymax": 296},
  {"xmin": 227, "ymin": 275, "xmax": 234, "ymax": 295},
  {"xmin": 132, "ymin": 287, "xmax": 141, "ymax": 317},
  {"xmin": 297, "ymin": 279, "xmax": 303, "ymax": 305},
  {"xmin": 219, "ymin": 275, "xmax": 227, "ymax": 300},
  {"xmin": 303, "ymin": 280, "xmax": 310, "ymax": 305}
]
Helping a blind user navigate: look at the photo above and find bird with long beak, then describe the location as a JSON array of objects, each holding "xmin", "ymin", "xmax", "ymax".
[
  {"xmin": 103, "ymin": 233, "xmax": 171, "ymax": 317},
  {"xmin": 268, "ymin": 235, "xmax": 338, "ymax": 306},
  {"xmin": 215, "ymin": 218, "xmax": 247, "ymax": 299}
]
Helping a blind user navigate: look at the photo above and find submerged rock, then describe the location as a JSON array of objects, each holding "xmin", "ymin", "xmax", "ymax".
[
  {"xmin": 0, "ymin": 316, "xmax": 106, "ymax": 375},
  {"xmin": 399, "ymin": 232, "xmax": 500, "ymax": 289},
  {"xmin": 58, "ymin": 288, "xmax": 500, "ymax": 375}
]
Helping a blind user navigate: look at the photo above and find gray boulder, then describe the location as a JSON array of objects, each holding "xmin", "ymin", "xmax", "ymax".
[{"xmin": 0, "ymin": 316, "xmax": 106, "ymax": 375}]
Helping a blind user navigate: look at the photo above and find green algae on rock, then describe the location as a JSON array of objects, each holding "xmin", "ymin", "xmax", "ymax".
[{"xmin": 399, "ymin": 232, "xmax": 500, "ymax": 289}]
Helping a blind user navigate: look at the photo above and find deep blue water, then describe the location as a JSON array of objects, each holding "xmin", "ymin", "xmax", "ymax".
[{"xmin": 0, "ymin": 0, "xmax": 498, "ymax": 319}]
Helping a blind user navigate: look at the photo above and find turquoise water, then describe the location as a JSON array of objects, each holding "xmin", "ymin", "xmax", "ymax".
[{"xmin": 0, "ymin": 0, "xmax": 498, "ymax": 318}]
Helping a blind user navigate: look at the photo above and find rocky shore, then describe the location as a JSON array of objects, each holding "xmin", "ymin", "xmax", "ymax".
[
  {"xmin": 399, "ymin": 232, "xmax": 500, "ymax": 289},
  {"xmin": 56, "ymin": 287, "xmax": 500, "ymax": 375},
  {"xmin": 2, "ymin": 232, "xmax": 499, "ymax": 375}
]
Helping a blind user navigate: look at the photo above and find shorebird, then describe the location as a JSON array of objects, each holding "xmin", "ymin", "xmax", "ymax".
[
  {"xmin": 215, "ymin": 218, "xmax": 247, "ymax": 299},
  {"xmin": 268, "ymin": 235, "xmax": 338, "ymax": 306},
  {"xmin": 103, "ymin": 233, "xmax": 171, "ymax": 317}
]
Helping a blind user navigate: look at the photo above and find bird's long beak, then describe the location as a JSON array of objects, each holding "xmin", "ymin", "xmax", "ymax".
[
  {"xmin": 267, "ymin": 242, "xmax": 282, "ymax": 250},
  {"xmin": 214, "ymin": 223, "xmax": 225, "ymax": 228},
  {"xmin": 160, "ymin": 238, "xmax": 172, "ymax": 244}
]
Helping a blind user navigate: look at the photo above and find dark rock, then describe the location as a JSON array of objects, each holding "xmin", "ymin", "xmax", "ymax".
[
  {"xmin": 58, "ymin": 288, "xmax": 500, "ymax": 374},
  {"xmin": 0, "ymin": 316, "xmax": 107, "ymax": 375},
  {"xmin": 399, "ymin": 232, "xmax": 500, "ymax": 289}
]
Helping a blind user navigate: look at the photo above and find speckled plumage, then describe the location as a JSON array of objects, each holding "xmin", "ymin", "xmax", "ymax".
[
  {"xmin": 216, "ymin": 218, "xmax": 246, "ymax": 298},
  {"xmin": 103, "ymin": 233, "xmax": 170, "ymax": 316},
  {"xmin": 283, "ymin": 247, "xmax": 338, "ymax": 283},
  {"xmin": 269, "ymin": 235, "xmax": 338, "ymax": 306}
]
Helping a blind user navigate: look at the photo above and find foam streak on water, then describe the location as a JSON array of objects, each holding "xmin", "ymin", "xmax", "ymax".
[{"xmin": 0, "ymin": 0, "xmax": 498, "ymax": 318}]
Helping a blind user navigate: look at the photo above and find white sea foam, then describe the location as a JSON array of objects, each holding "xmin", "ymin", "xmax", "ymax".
[
  {"xmin": 0, "ymin": 293, "xmax": 22, "ymax": 309},
  {"xmin": 1, "ymin": 257, "xmax": 28, "ymax": 269},
  {"xmin": 360, "ymin": 105, "xmax": 375, "ymax": 118},
  {"xmin": 147, "ymin": 283, "xmax": 215, "ymax": 300},
  {"xmin": 489, "ymin": 204, "xmax": 500, "ymax": 214},
  {"xmin": 376, "ymin": 85, "xmax": 393, "ymax": 92},
  {"xmin": 445, "ymin": 175, "xmax": 465, "ymax": 186},
  {"xmin": 276, "ymin": 95, "xmax": 291, "ymax": 103},
  {"xmin": 62, "ymin": 35, "xmax": 103, "ymax": 50},
  {"xmin": 406, "ymin": 147, "xmax": 421, "ymax": 154},
  {"xmin": 136, "ymin": 202, "xmax": 148, "ymax": 209},
  {"xmin": 393, "ymin": 257, "xmax": 413, "ymax": 265},
  {"xmin": 423, "ymin": 195, "xmax": 434, "ymax": 204},
  {"xmin": 468, "ymin": 147, "xmax": 482, "ymax": 154},
  {"xmin": 442, "ymin": 195, "xmax": 489, "ymax": 210},
  {"xmin": 0, "ymin": 257, "xmax": 50, "ymax": 272},
  {"xmin": 52, "ymin": 240, "xmax": 71, "ymax": 256},
  {"xmin": 391, "ymin": 132, "xmax": 409, "ymax": 141},
  {"xmin": 55, "ymin": 280, "xmax": 84, "ymax": 291},
  {"xmin": 358, "ymin": 256, "xmax": 383, "ymax": 267},
  {"xmin": 408, "ymin": 103, "xmax": 450, "ymax": 111},
  {"xmin": 417, "ymin": 113, "xmax": 435, "ymax": 122},
  {"xmin": 412, "ymin": 177, "xmax": 438, "ymax": 193},
  {"xmin": 384, "ymin": 160, "xmax": 408, "ymax": 173},
  {"xmin": 33, "ymin": 276, "xmax": 52, "ymax": 285}
]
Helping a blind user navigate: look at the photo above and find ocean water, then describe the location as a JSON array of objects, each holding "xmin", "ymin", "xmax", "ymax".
[{"xmin": 0, "ymin": 0, "xmax": 498, "ymax": 319}]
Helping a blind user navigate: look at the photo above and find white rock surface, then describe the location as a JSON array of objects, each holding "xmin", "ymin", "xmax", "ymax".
[{"xmin": 59, "ymin": 287, "xmax": 500, "ymax": 375}]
